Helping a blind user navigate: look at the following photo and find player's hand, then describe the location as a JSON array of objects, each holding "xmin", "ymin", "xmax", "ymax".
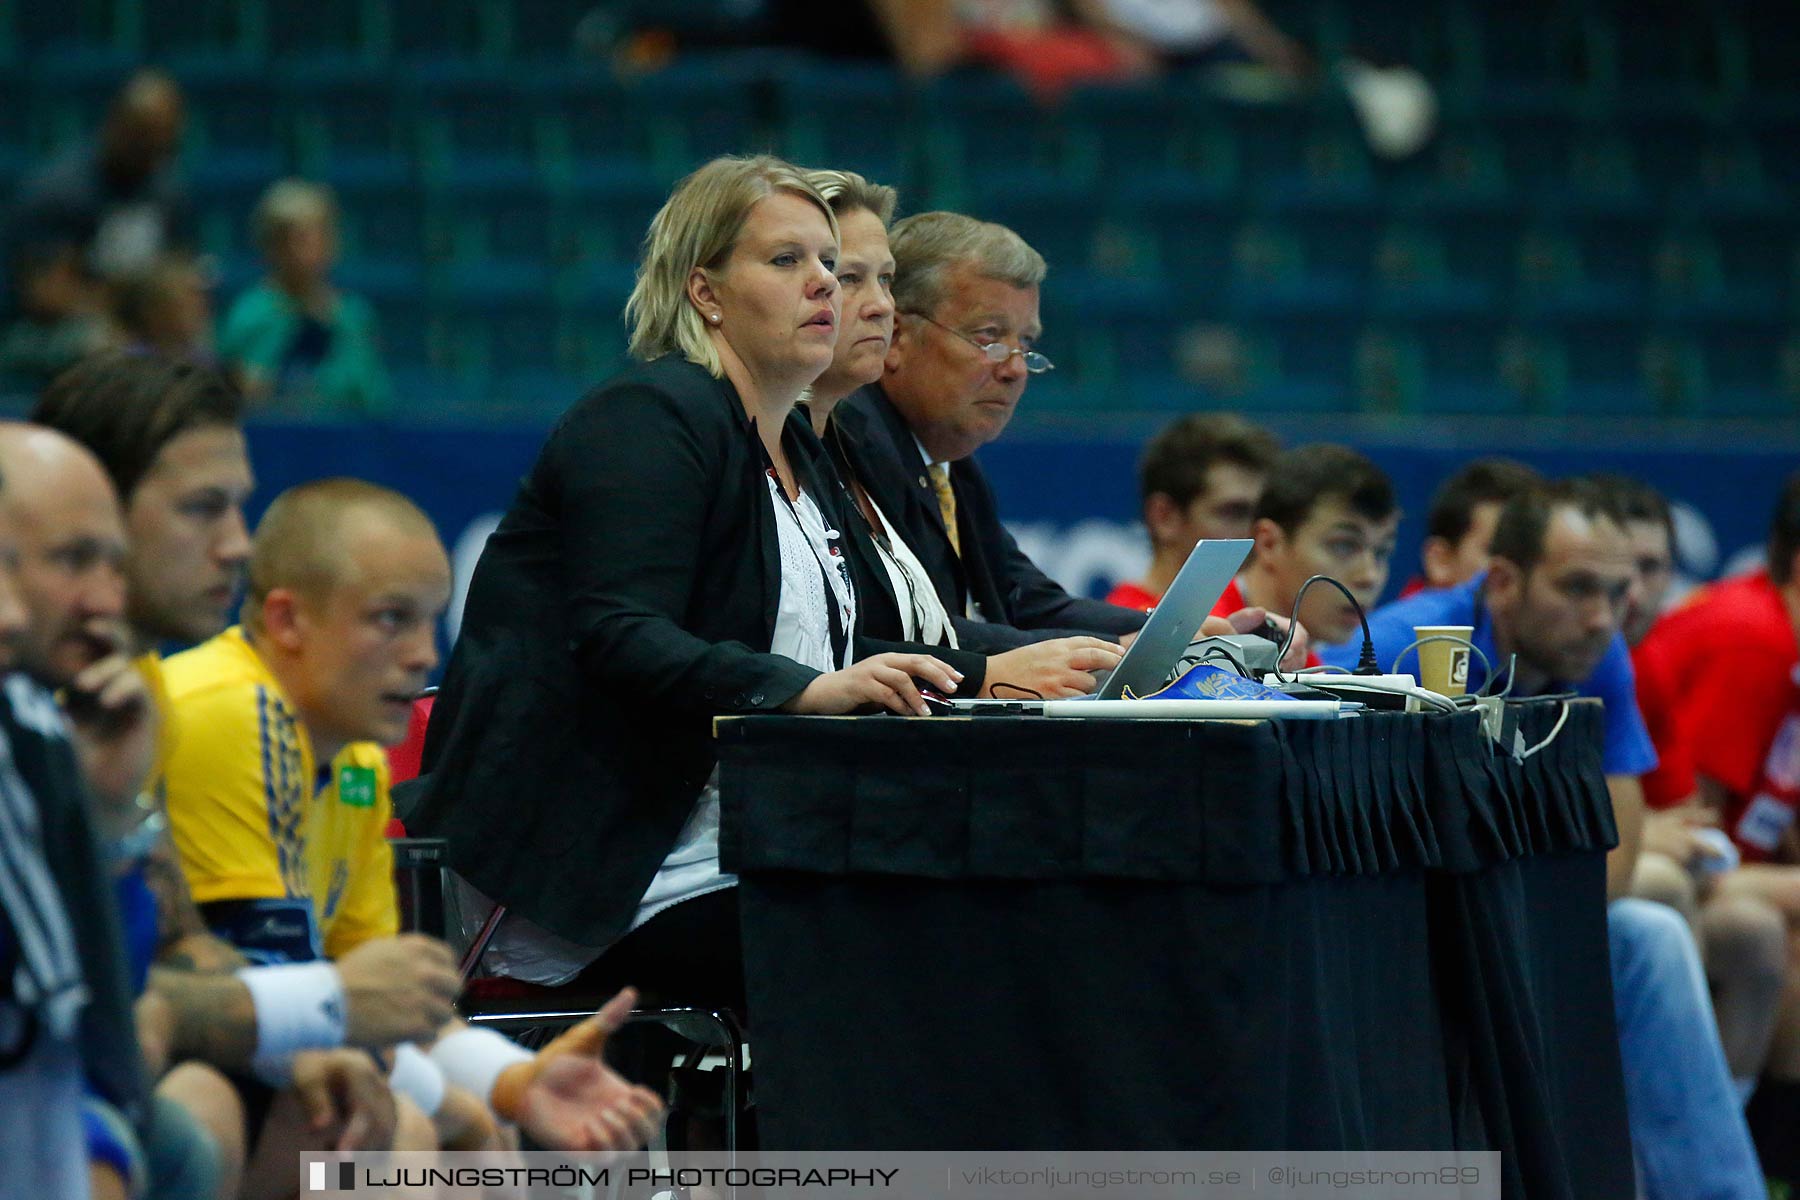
[
  {"xmin": 336, "ymin": 935, "xmax": 461, "ymax": 1048},
  {"xmin": 983, "ymin": 637, "xmax": 1123, "ymax": 699},
  {"xmin": 63, "ymin": 646, "xmax": 159, "ymax": 811},
  {"xmin": 782, "ymin": 654, "xmax": 962, "ymax": 717},
  {"xmin": 493, "ymin": 989, "xmax": 665, "ymax": 1152},
  {"xmin": 434, "ymin": 1085, "xmax": 506, "ymax": 1151},
  {"xmin": 1643, "ymin": 808, "xmax": 1711, "ymax": 867},
  {"xmin": 291, "ymin": 1048, "xmax": 398, "ymax": 1151}
]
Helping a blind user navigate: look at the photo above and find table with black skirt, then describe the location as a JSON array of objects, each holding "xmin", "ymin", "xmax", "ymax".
[{"xmin": 715, "ymin": 699, "xmax": 1631, "ymax": 1198}]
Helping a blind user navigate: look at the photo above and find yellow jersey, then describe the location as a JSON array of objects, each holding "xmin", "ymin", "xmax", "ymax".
[{"xmin": 161, "ymin": 627, "xmax": 397, "ymax": 962}]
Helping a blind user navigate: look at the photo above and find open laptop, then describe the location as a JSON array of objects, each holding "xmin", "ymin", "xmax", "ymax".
[{"xmin": 949, "ymin": 538, "xmax": 1255, "ymax": 710}]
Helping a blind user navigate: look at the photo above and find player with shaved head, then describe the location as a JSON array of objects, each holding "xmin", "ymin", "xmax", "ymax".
[{"xmin": 161, "ymin": 478, "xmax": 663, "ymax": 1157}]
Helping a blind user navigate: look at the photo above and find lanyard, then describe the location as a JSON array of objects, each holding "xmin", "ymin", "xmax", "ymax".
[{"xmin": 761, "ymin": 444, "xmax": 852, "ymax": 668}]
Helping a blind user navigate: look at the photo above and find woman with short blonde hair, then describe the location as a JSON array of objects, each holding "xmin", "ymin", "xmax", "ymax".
[{"xmin": 412, "ymin": 155, "xmax": 960, "ymax": 1011}]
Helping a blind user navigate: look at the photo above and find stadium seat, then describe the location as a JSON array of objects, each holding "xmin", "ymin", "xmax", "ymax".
[
  {"xmin": 539, "ymin": 69, "xmax": 660, "ymax": 180},
  {"xmin": 1696, "ymin": 323, "xmax": 1797, "ymax": 419},
  {"xmin": 561, "ymin": 170, "xmax": 669, "ymax": 267},
  {"xmin": 918, "ymin": 73, "xmax": 1060, "ymax": 205},
  {"xmin": 771, "ymin": 61, "xmax": 909, "ymax": 193},
  {"xmin": 426, "ymin": 174, "xmax": 558, "ymax": 267},
  {"xmin": 1062, "ymin": 82, "xmax": 1232, "ymax": 190},
  {"xmin": 404, "ymin": 61, "xmax": 547, "ymax": 183},
  {"xmin": 262, "ymin": 0, "xmax": 377, "ymax": 60},
  {"xmin": 283, "ymin": 59, "xmax": 408, "ymax": 177},
  {"xmin": 335, "ymin": 177, "xmax": 431, "ymax": 264}
]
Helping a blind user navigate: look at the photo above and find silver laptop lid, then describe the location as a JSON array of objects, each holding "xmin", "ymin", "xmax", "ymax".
[{"xmin": 1094, "ymin": 538, "xmax": 1255, "ymax": 701}]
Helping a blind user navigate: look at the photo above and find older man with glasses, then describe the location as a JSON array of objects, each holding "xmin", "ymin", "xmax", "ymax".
[{"xmin": 834, "ymin": 212, "xmax": 1163, "ymax": 651}]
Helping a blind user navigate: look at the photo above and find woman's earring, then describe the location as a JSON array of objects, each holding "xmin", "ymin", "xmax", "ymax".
[{"xmin": 709, "ymin": 312, "xmax": 721, "ymax": 324}]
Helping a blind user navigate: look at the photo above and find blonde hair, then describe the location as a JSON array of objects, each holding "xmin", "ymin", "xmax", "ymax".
[
  {"xmin": 626, "ymin": 155, "xmax": 838, "ymax": 377},
  {"xmin": 243, "ymin": 478, "xmax": 438, "ymax": 632},
  {"xmin": 805, "ymin": 168, "xmax": 897, "ymax": 226},
  {"xmin": 888, "ymin": 211, "xmax": 1046, "ymax": 318},
  {"xmin": 252, "ymin": 179, "xmax": 337, "ymax": 253}
]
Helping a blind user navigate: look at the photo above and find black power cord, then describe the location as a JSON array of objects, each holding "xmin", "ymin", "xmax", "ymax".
[{"xmin": 1274, "ymin": 574, "xmax": 1380, "ymax": 675}]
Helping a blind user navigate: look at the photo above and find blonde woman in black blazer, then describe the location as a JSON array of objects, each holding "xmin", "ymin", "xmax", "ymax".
[{"xmin": 411, "ymin": 157, "xmax": 959, "ymax": 1011}]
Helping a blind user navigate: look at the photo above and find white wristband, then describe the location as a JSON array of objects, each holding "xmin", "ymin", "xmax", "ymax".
[
  {"xmin": 428, "ymin": 1028, "xmax": 533, "ymax": 1109},
  {"xmin": 236, "ymin": 962, "xmax": 348, "ymax": 1082},
  {"xmin": 388, "ymin": 1043, "xmax": 447, "ymax": 1117}
]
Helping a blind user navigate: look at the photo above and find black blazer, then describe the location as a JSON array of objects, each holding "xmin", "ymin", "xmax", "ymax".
[
  {"xmin": 835, "ymin": 384, "xmax": 1148, "ymax": 648},
  {"xmin": 410, "ymin": 358, "xmax": 967, "ymax": 947}
]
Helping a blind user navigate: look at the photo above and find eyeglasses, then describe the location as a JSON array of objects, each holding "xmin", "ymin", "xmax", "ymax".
[{"xmin": 908, "ymin": 313, "xmax": 1055, "ymax": 374}]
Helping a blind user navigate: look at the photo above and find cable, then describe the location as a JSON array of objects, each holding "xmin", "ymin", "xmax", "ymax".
[
  {"xmin": 1479, "ymin": 653, "xmax": 1519, "ymax": 699},
  {"xmin": 1386, "ymin": 634, "xmax": 1493, "ymax": 688},
  {"xmin": 1273, "ymin": 575, "xmax": 1378, "ymax": 680},
  {"xmin": 1517, "ymin": 701, "xmax": 1572, "ymax": 760}
]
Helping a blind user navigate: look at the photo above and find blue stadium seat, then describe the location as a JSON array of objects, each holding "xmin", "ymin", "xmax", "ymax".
[
  {"xmin": 404, "ymin": 61, "xmax": 546, "ymax": 182},
  {"xmin": 1062, "ymin": 83, "xmax": 1234, "ymax": 190},
  {"xmin": 175, "ymin": 57, "xmax": 285, "ymax": 162},
  {"xmin": 632, "ymin": 56, "xmax": 773, "ymax": 176},
  {"xmin": 426, "ymin": 175, "xmax": 557, "ymax": 266},
  {"xmin": 1539, "ymin": 314, "xmax": 1654, "ymax": 416},
  {"xmin": 140, "ymin": 0, "xmax": 253, "ymax": 58},
  {"xmin": 1119, "ymin": 176, "xmax": 1240, "ymax": 285},
  {"xmin": 562, "ymin": 264, "xmax": 637, "ymax": 378},
  {"xmin": 1697, "ymin": 323, "xmax": 1796, "ymax": 419},
  {"xmin": 771, "ymin": 61, "xmax": 908, "ymax": 193},
  {"xmin": 387, "ymin": 0, "xmax": 497, "ymax": 62},
  {"xmin": 918, "ymin": 74, "xmax": 1059, "ymax": 203},
  {"xmin": 194, "ymin": 177, "xmax": 270, "ymax": 261},
  {"xmin": 25, "ymin": 48, "xmax": 133, "ymax": 155},
  {"xmin": 282, "ymin": 60, "xmax": 408, "ymax": 175},
  {"xmin": 335, "ymin": 177, "xmax": 430, "ymax": 264},
  {"xmin": 505, "ymin": 0, "xmax": 588, "ymax": 58},
  {"xmin": 539, "ymin": 69, "xmax": 659, "ymax": 179},
  {"xmin": 561, "ymin": 170, "xmax": 669, "ymax": 266},
  {"xmin": 263, "ymin": 0, "xmax": 375, "ymax": 59},
  {"xmin": 1235, "ymin": 307, "xmax": 1362, "ymax": 400}
]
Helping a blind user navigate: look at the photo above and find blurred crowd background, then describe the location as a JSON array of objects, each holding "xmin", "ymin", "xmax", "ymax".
[{"xmin": 1, "ymin": 0, "xmax": 1795, "ymax": 612}]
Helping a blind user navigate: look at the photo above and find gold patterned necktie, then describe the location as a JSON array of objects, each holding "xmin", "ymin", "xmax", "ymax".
[{"xmin": 929, "ymin": 462, "xmax": 961, "ymax": 558}]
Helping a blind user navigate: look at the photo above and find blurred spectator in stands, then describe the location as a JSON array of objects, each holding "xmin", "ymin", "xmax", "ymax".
[
  {"xmin": 1214, "ymin": 443, "xmax": 1398, "ymax": 653},
  {"xmin": 1106, "ymin": 412, "xmax": 1278, "ymax": 610},
  {"xmin": 0, "ymin": 241, "xmax": 118, "ymax": 394},
  {"xmin": 1326, "ymin": 479, "xmax": 1766, "ymax": 1199},
  {"xmin": 113, "ymin": 254, "xmax": 215, "ymax": 365},
  {"xmin": 1399, "ymin": 457, "xmax": 1542, "ymax": 598},
  {"xmin": 5, "ymin": 70, "xmax": 193, "ymax": 305},
  {"xmin": 779, "ymin": 0, "xmax": 1151, "ymax": 93},
  {"xmin": 219, "ymin": 181, "xmax": 392, "ymax": 417},
  {"xmin": 1071, "ymin": 0, "xmax": 1311, "ymax": 77},
  {"xmin": 1590, "ymin": 473, "xmax": 1677, "ymax": 648}
]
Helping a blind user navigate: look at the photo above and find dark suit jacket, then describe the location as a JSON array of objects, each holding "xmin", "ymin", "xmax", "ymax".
[
  {"xmin": 410, "ymin": 358, "xmax": 967, "ymax": 947},
  {"xmin": 835, "ymin": 384, "xmax": 1148, "ymax": 649}
]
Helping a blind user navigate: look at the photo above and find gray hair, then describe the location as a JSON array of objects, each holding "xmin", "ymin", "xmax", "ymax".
[
  {"xmin": 626, "ymin": 155, "xmax": 837, "ymax": 377},
  {"xmin": 888, "ymin": 211, "xmax": 1046, "ymax": 317}
]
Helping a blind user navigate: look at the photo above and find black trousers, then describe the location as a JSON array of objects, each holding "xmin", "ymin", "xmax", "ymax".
[{"xmin": 572, "ymin": 887, "xmax": 747, "ymax": 1017}]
